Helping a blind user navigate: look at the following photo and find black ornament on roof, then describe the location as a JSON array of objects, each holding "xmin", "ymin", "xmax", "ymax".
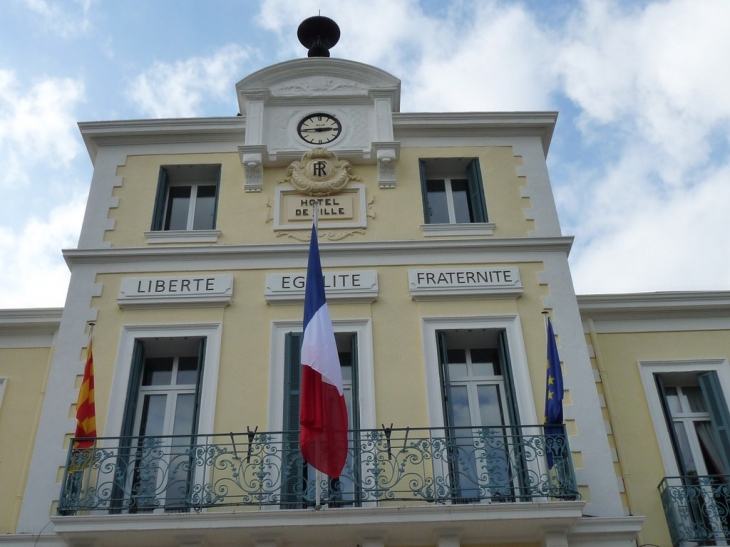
[{"xmin": 297, "ymin": 16, "xmax": 340, "ymax": 58}]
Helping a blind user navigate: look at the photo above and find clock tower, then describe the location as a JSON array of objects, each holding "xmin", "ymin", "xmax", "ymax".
[{"xmin": 236, "ymin": 17, "xmax": 400, "ymax": 192}]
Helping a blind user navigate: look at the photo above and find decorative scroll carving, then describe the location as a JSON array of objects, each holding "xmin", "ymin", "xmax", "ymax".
[
  {"xmin": 242, "ymin": 152, "xmax": 263, "ymax": 192},
  {"xmin": 275, "ymin": 229, "xmax": 365, "ymax": 242},
  {"xmin": 281, "ymin": 148, "xmax": 362, "ymax": 196},
  {"xmin": 377, "ymin": 148, "xmax": 397, "ymax": 188}
]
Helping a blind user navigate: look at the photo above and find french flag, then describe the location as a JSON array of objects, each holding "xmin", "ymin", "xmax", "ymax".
[{"xmin": 299, "ymin": 223, "xmax": 349, "ymax": 477}]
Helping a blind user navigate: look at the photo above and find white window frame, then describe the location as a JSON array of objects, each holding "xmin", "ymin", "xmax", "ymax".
[
  {"xmin": 268, "ymin": 319, "xmax": 375, "ymax": 433},
  {"xmin": 164, "ymin": 182, "xmax": 217, "ymax": 231},
  {"xmin": 639, "ymin": 358, "xmax": 730, "ymax": 476},
  {"xmin": 106, "ymin": 323, "xmax": 222, "ymax": 442},
  {"xmin": 421, "ymin": 315, "xmax": 537, "ymax": 430},
  {"xmin": 421, "ymin": 315, "xmax": 539, "ymax": 502},
  {"xmin": 0, "ymin": 377, "xmax": 6, "ymax": 410},
  {"xmin": 428, "ymin": 176, "xmax": 469, "ymax": 224}
]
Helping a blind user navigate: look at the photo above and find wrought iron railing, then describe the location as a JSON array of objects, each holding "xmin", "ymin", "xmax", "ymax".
[
  {"xmin": 659, "ymin": 475, "xmax": 730, "ymax": 546},
  {"xmin": 58, "ymin": 425, "xmax": 577, "ymax": 515}
]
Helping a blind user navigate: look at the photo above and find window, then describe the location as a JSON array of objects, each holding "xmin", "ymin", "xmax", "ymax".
[
  {"xmin": 420, "ymin": 158, "xmax": 487, "ymax": 224},
  {"xmin": 112, "ymin": 337, "xmax": 205, "ymax": 513},
  {"xmin": 436, "ymin": 328, "xmax": 524, "ymax": 500},
  {"xmin": 653, "ymin": 368, "xmax": 730, "ymax": 542},
  {"xmin": 657, "ymin": 371, "xmax": 730, "ymax": 477},
  {"xmin": 0, "ymin": 377, "xmax": 6, "ymax": 411},
  {"xmin": 151, "ymin": 165, "xmax": 221, "ymax": 231},
  {"xmin": 640, "ymin": 361, "xmax": 730, "ymax": 478},
  {"xmin": 281, "ymin": 331, "xmax": 361, "ymax": 507}
]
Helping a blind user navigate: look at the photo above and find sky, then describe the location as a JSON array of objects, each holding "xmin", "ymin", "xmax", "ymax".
[{"xmin": 0, "ymin": 0, "xmax": 729, "ymax": 309}]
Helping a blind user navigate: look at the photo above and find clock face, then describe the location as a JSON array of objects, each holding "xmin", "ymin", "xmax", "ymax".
[{"xmin": 297, "ymin": 113, "xmax": 342, "ymax": 145}]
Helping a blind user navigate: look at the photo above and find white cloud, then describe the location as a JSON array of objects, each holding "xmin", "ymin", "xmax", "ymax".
[
  {"xmin": 0, "ymin": 70, "xmax": 85, "ymax": 187},
  {"xmin": 0, "ymin": 195, "xmax": 86, "ymax": 308},
  {"xmin": 258, "ymin": 1, "xmax": 557, "ymax": 111},
  {"xmin": 557, "ymin": 0, "xmax": 730, "ymax": 183},
  {"xmin": 126, "ymin": 45, "xmax": 251, "ymax": 118},
  {"xmin": 554, "ymin": 0, "xmax": 730, "ymax": 292},
  {"xmin": 406, "ymin": 3, "xmax": 557, "ymax": 112},
  {"xmin": 22, "ymin": 0, "xmax": 92, "ymax": 37},
  {"xmin": 570, "ymin": 159, "xmax": 730, "ymax": 293}
]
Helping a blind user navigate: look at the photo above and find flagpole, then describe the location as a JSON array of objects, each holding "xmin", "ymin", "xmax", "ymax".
[{"xmin": 312, "ymin": 201, "xmax": 322, "ymax": 510}]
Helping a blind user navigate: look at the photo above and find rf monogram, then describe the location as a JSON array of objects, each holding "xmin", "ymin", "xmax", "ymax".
[{"xmin": 310, "ymin": 160, "xmax": 328, "ymax": 177}]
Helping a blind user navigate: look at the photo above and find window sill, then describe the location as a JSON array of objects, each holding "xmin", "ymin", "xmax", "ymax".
[
  {"xmin": 144, "ymin": 230, "xmax": 221, "ymax": 244},
  {"xmin": 421, "ymin": 223, "xmax": 495, "ymax": 237}
]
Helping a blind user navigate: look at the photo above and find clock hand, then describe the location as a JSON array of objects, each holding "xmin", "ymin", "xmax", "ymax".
[{"xmin": 301, "ymin": 127, "xmax": 335, "ymax": 132}]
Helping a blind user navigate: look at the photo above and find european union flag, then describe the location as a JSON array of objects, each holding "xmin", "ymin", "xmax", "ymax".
[{"xmin": 544, "ymin": 316, "xmax": 564, "ymax": 468}]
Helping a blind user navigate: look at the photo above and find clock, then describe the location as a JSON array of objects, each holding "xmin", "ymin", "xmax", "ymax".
[{"xmin": 297, "ymin": 113, "xmax": 342, "ymax": 145}]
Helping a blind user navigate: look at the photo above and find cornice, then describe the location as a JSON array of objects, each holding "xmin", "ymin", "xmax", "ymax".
[
  {"xmin": 78, "ymin": 117, "xmax": 246, "ymax": 163},
  {"xmin": 235, "ymin": 58, "xmax": 401, "ymax": 112},
  {"xmin": 393, "ymin": 111, "xmax": 558, "ymax": 155},
  {"xmin": 63, "ymin": 237, "xmax": 574, "ymax": 267},
  {"xmin": 0, "ymin": 308, "xmax": 63, "ymax": 326},
  {"xmin": 578, "ymin": 291, "xmax": 730, "ymax": 319}
]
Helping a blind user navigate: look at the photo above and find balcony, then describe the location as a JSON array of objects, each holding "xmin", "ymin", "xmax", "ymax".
[
  {"xmin": 58, "ymin": 425, "xmax": 577, "ymax": 515},
  {"xmin": 53, "ymin": 426, "xmax": 585, "ymax": 546},
  {"xmin": 659, "ymin": 475, "xmax": 730, "ymax": 546}
]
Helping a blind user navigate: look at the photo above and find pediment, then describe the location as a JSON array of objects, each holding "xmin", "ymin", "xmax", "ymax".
[{"xmin": 236, "ymin": 58, "xmax": 400, "ymax": 114}]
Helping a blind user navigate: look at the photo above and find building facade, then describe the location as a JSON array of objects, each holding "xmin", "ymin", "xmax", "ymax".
[{"xmin": 0, "ymin": 25, "xmax": 727, "ymax": 547}]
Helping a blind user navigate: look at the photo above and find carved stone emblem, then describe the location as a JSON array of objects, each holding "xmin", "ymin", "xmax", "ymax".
[{"xmin": 281, "ymin": 148, "xmax": 361, "ymax": 196}]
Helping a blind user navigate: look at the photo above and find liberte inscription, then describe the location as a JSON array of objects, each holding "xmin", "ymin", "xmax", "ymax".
[{"xmin": 118, "ymin": 274, "xmax": 234, "ymax": 309}]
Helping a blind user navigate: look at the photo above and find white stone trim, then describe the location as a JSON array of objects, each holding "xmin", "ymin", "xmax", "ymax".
[
  {"xmin": 408, "ymin": 267, "xmax": 522, "ymax": 301},
  {"xmin": 0, "ymin": 377, "xmax": 6, "ymax": 411},
  {"xmin": 267, "ymin": 319, "xmax": 375, "ymax": 433},
  {"xmin": 63, "ymin": 236, "xmax": 575, "ymax": 268},
  {"xmin": 273, "ymin": 184, "xmax": 368, "ymax": 231},
  {"xmin": 51, "ymin": 501, "xmax": 589, "ymax": 547},
  {"xmin": 421, "ymin": 223, "xmax": 495, "ymax": 237},
  {"xmin": 265, "ymin": 270, "xmax": 378, "ymax": 305},
  {"xmin": 420, "ymin": 315, "xmax": 537, "ymax": 429},
  {"xmin": 638, "ymin": 358, "xmax": 730, "ymax": 476},
  {"xmin": 106, "ymin": 323, "xmax": 222, "ymax": 440},
  {"xmin": 117, "ymin": 274, "xmax": 233, "ymax": 309},
  {"xmin": 144, "ymin": 230, "xmax": 221, "ymax": 244}
]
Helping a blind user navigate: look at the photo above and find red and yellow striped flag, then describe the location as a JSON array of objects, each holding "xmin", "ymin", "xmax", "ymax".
[{"xmin": 74, "ymin": 339, "xmax": 97, "ymax": 449}]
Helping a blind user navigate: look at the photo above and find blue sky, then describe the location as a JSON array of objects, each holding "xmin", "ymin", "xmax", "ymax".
[{"xmin": 0, "ymin": 0, "xmax": 729, "ymax": 308}]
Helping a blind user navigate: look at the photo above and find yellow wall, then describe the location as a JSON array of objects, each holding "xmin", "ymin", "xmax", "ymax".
[
  {"xmin": 89, "ymin": 259, "xmax": 553, "ymax": 437},
  {"xmin": 0, "ymin": 346, "xmax": 52, "ymax": 532},
  {"xmin": 589, "ymin": 327, "xmax": 730, "ymax": 547},
  {"xmin": 106, "ymin": 146, "xmax": 532, "ymax": 248}
]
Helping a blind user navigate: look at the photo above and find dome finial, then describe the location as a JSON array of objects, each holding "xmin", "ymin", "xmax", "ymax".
[{"xmin": 297, "ymin": 16, "xmax": 340, "ymax": 58}]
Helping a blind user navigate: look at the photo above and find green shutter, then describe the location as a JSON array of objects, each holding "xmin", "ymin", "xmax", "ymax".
[
  {"xmin": 111, "ymin": 339, "xmax": 145, "ymax": 513},
  {"xmin": 190, "ymin": 338, "xmax": 206, "ymax": 436},
  {"xmin": 419, "ymin": 160, "xmax": 431, "ymax": 223},
  {"xmin": 350, "ymin": 334, "xmax": 360, "ymax": 432},
  {"xmin": 436, "ymin": 331, "xmax": 454, "ymax": 429},
  {"xmin": 212, "ymin": 165, "xmax": 221, "ymax": 229},
  {"xmin": 498, "ymin": 330, "xmax": 528, "ymax": 499},
  {"xmin": 466, "ymin": 159, "xmax": 488, "ymax": 222},
  {"xmin": 151, "ymin": 167, "xmax": 170, "ymax": 231},
  {"xmin": 282, "ymin": 332, "xmax": 305, "ymax": 508},
  {"xmin": 655, "ymin": 374, "xmax": 688, "ymax": 476},
  {"xmin": 120, "ymin": 339, "xmax": 146, "ymax": 438},
  {"xmin": 698, "ymin": 371, "xmax": 730, "ymax": 474},
  {"xmin": 283, "ymin": 332, "xmax": 303, "ymax": 434},
  {"xmin": 497, "ymin": 331, "xmax": 520, "ymax": 426}
]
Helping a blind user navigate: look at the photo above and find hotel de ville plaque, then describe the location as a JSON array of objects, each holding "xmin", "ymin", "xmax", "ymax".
[{"xmin": 271, "ymin": 148, "xmax": 370, "ymax": 234}]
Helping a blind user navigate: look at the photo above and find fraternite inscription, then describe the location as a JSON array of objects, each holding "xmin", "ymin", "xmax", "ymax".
[{"xmin": 408, "ymin": 267, "xmax": 523, "ymax": 301}]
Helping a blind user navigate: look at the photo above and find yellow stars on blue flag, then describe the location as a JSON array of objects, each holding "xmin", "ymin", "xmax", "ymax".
[{"xmin": 544, "ymin": 316, "xmax": 563, "ymax": 429}]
